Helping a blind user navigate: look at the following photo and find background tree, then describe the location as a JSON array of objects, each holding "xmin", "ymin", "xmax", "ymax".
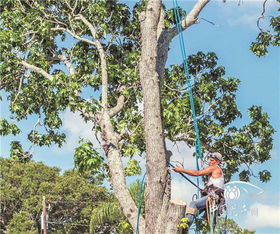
[
  {"xmin": 0, "ymin": 0, "xmax": 276, "ymax": 233},
  {"xmin": 194, "ymin": 217, "xmax": 255, "ymax": 234},
  {"xmin": 0, "ymin": 157, "xmax": 110, "ymax": 233}
]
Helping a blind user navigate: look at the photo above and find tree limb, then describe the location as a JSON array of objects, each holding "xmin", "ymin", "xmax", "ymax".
[
  {"xmin": 51, "ymin": 27, "xmax": 96, "ymax": 46},
  {"xmin": 167, "ymin": 0, "xmax": 210, "ymax": 40},
  {"xmin": 75, "ymin": 14, "xmax": 109, "ymax": 108},
  {"xmin": 57, "ymin": 54, "xmax": 75, "ymax": 75},
  {"xmin": 21, "ymin": 61, "xmax": 53, "ymax": 81},
  {"xmin": 109, "ymin": 95, "xmax": 125, "ymax": 117}
]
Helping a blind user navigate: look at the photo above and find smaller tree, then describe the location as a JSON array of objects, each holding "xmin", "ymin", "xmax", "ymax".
[
  {"xmin": 0, "ymin": 157, "xmax": 110, "ymax": 233},
  {"xmin": 5, "ymin": 211, "xmax": 37, "ymax": 234}
]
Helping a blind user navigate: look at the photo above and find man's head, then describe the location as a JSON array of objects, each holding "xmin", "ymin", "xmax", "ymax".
[{"xmin": 208, "ymin": 152, "xmax": 223, "ymax": 166}]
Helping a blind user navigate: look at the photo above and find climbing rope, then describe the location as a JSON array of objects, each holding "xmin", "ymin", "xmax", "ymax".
[{"xmin": 172, "ymin": 0, "xmax": 203, "ymax": 196}]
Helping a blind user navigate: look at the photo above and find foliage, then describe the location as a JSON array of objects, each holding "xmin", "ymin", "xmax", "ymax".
[
  {"xmin": 74, "ymin": 139, "xmax": 105, "ymax": 183},
  {"xmin": 0, "ymin": 157, "xmax": 110, "ymax": 233},
  {"xmin": 89, "ymin": 180, "xmax": 144, "ymax": 234},
  {"xmin": 0, "ymin": 118, "xmax": 21, "ymax": 136},
  {"xmin": 177, "ymin": 217, "xmax": 189, "ymax": 229},
  {"xmin": 0, "ymin": 1, "xmax": 277, "ymax": 232},
  {"xmin": 6, "ymin": 211, "xmax": 37, "ymax": 234},
  {"xmin": 124, "ymin": 159, "xmax": 141, "ymax": 176},
  {"xmin": 250, "ymin": 0, "xmax": 280, "ymax": 56},
  {"xmin": 162, "ymin": 52, "xmax": 275, "ymax": 182}
]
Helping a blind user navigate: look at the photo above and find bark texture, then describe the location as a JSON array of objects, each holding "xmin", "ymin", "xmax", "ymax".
[
  {"xmin": 98, "ymin": 112, "xmax": 145, "ymax": 233},
  {"xmin": 139, "ymin": 0, "xmax": 210, "ymax": 233},
  {"xmin": 162, "ymin": 200, "xmax": 187, "ymax": 234},
  {"xmin": 139, "ymin": 1, "xmax": 169, "ymax": 233}
]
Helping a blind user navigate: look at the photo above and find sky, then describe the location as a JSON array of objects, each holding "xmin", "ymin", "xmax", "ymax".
[{"xmin": 0, "ymin": 0, "xmax": 279, "ymax": 233}]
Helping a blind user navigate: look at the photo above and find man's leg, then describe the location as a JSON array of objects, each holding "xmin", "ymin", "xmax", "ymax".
[{"xmin": 186, "ymin": 196, "xmax": 208, "ymax": 227}]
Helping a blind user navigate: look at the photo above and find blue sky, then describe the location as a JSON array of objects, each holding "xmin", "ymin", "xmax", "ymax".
[{"xmin": 0, "ymin": 0, "xmax": 279, "ymax": 233}]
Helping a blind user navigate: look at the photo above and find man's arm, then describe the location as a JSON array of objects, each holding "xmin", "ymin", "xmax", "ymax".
[{"xmin": 173, "ymin": 166, "xmax": 215, "ymax": 176}]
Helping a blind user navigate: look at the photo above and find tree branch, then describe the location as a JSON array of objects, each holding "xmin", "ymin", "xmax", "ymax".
[
  {"xmin": 167, "ymin": 0, "xmax": 210, "ymax": 40},
  {"xmin": 157, "ymin": 5, "xmax": 166, "ymax": 40},
  {"xmin": 21, "ymin": 61, "xmax": 53, "ymax": 81},
  {"xmin": 51, "ymin": 27, "xmax": 95, "ymax": 46},
  {"xmin": 57, "ymin": 54, "xmax": 75, "ymax": 75},
  {"xmin": 109, "ymin": 95, "xmax": 125, "ymax": 117},
  {"xmin": 75, "ymin": 14, "xmax": 109, "ymax": 108}
]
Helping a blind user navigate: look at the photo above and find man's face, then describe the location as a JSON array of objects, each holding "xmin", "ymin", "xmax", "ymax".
[{"xmin": 208, "ymin": 157, "xmax": 219, "ymax": 166}]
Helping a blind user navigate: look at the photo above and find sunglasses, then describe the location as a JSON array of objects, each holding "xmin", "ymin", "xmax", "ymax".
[{"xmin": 208, "ymin": 154, "xmax": 220, "ymax": 161}]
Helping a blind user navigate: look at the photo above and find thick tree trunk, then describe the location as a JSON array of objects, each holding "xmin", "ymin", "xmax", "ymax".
[
  {"xmin": 139, "ymin": 1, "xmax": 210, "ymax": 233},
  {"xmin": 139, "ymin": 1, "xmax": 173, "ymax": 233},
  {"xmin": 160, "ymin": 200, "xmax": 187, "ymax": 234}
]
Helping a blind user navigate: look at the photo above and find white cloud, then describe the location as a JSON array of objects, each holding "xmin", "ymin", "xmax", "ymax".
[
  {"xmin": 227, "ymin": 13, "xmax": 260, "ymax": 28},
  {"xmin": 52, "ymin": 109, "xmax": 100, "ymax": 154},
  {"xmin": 166, "ymin": 140, "xmax": 197, "ymax": 169},
  {"xmin": 244, "ymin": 202, "xmax": 280, "ymax": 228}
]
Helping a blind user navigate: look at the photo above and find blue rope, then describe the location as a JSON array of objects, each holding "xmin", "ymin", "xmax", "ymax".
[
  {"xmin": 172, "ymin": 0, "xmax": 203, "ymax": 196},
  {"xmin": 136, "ymin": 172, "xmax": 146, "ymax": 234}
]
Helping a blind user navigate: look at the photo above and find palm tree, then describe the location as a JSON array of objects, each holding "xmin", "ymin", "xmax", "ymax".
[{"xmin": 90, "ymin": 180, "xmax": 144, "ymax": 234}]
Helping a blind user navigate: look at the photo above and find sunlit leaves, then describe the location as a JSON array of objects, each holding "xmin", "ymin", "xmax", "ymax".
[
  {"xmin": 259, "ymin": 169, "xmax": 271, "ymax": 182},
  {"xmin": 0, "ymin": 118, "xmax": 21, "ymax": 136},
  {"xmin": 27, "ymin": 130, "xmax": 66, "ymax": 147},
  {"xmin": 250, "ymin": 2, "xmax": 280, "ymax": 57},
  {"xmin": 74, "ymin": 139, "xmax": 104, "ymax": 178},
  {"xmin": 162, "ymin": 51, "xmax": 274, "ymax": 182},
  {"xmin": 124, "ymin": 160, "xmax": 141, "ymax": 176},
  {"xmin": 9, "ymin": 141, "xmax": 31, "ymax": 162}
]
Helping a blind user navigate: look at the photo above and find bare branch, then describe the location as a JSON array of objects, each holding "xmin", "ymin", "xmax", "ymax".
[
  {"xmin": 64, "ymin": 0, "xmax": 78, "ymax": 14},
  {"xmin": 157, "ymin": 6, "xmax": 166, "ymax": 40},
  {"xmin": 199, "ymin": 17, "xmax": 217, "ymax": 26},
  {"xmin": 74, "ymin": 14, "xmax": 109, "ymax": 108},
  {"xmin": 51, "ymin": 27, "xmax": 96, "ymax": 46},
  {"xmin": 75, "ymin": 14, "xmax": 98, "ymax": 38},
  {"xmin": 257, "ymin": 0, "xmax": 272, "ymax": 32},
  {"xmin": 57, "ymin": 54, "xmax": 75, "ymax": 75},
  {"xmin": 21, "ymin": 61, "xmax": 53, "ymax": 81},
  {"xmin": 109, "ymin": 95, "xmax": 125, "ymax": 117},
  {"xmin": 12, "ymin": 75, "xmax": 24, "ymax": 105},
  {"xmin": 168, "ymin": 0, "xmax": 210, "ymax": 40}
]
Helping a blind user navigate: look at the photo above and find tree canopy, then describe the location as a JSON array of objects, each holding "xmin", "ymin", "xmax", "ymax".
[{"xmin": 0, "ymin": 157, "xmax": 111, "ymax": 233}]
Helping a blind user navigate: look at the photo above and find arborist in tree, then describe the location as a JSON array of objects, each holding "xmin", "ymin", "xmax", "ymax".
[{"xmin": 173, "ymin": 152, "xmax": 225, "ymax": 228}]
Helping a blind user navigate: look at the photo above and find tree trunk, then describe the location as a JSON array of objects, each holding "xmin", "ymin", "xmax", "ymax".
[
  {"xmin": 139, "ymin": 1, "xmax": 178, "ymax": 233},
  {"xmin": 99, "ymin": 111, "xmax": 145, "ymax": 233},
  {"xmin": 160, "ymin": 200, "xmax": 187, "ymax": 234},
  {"xmin": 138, "ymin": 1, "xmax": 210, "ymax": 233}
]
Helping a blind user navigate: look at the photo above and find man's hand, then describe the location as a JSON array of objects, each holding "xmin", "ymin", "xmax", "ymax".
[{"xmin": 173, "ymin": 164, "xmax": 184, "ymax": 173}]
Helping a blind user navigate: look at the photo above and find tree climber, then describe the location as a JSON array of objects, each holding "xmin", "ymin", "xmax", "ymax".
[{"xmin": 173, "ymin": 152, "xmax": 225, "ymax": 228}]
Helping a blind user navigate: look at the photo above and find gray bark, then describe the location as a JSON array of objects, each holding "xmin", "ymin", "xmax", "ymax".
[
  {"xmin": 98, "ymin": 111, "xmax": 145, "ymax": 233},
  {"xmin": 139, "ymin": 0, "xmax": 210, "ymax": 233}
]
